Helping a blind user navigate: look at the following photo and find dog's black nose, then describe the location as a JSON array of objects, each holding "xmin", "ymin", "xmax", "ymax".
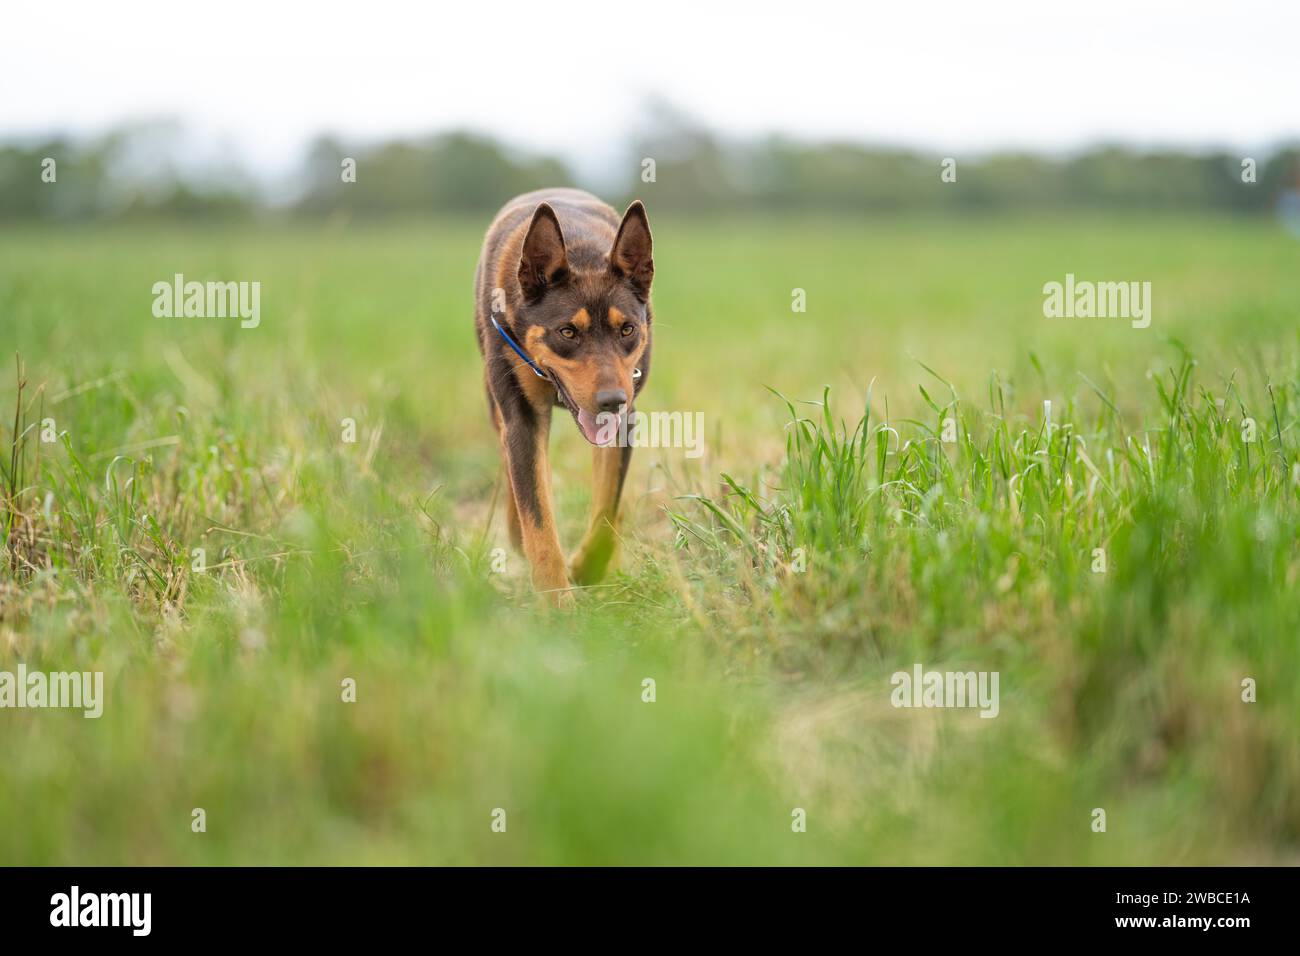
[{"xmin": 595, "ymin": 389, "xmax": 627, "ymax": 413}]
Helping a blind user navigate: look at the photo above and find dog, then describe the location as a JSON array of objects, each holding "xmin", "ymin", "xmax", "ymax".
[{"xmin": 474, "ymin": 188, "xmax": 653, "ymax": 605}]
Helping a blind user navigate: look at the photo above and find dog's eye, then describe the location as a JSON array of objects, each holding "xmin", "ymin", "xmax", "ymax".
[
  {"xmin": 621, "ymin": 323, "xmax": 635, "ymax": 337},
  {"xmin": 559, "ymin": 326, "xmax": 577, "ymax": 339}
]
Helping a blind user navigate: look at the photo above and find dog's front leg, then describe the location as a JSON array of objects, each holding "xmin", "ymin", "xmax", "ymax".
[
  {"xmin": 501, "ymin": 408, "xmax": 571, "ymax": 606},
  {"xmin": 570, "ymin": 443, "xmax": 632, "ymax": 585},
  {"xmin": 491, "ymin": 405, "xmax": 523, "ymax": 552}
]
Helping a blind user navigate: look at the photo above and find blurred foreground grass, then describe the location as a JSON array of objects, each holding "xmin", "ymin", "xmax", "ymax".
[{"xmin": 1, "ymin": 215, "xmax": 1298, "ymax": 863}]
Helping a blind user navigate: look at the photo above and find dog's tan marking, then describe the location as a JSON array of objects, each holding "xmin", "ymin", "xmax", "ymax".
[
  {"xmin": 607, "ymin": 306, "xmax": 625, "ymax": 330},
  {"xmin": 571, "ymin": 308, "xmax": 591, "ymax": 330},
  {"xmin": 520, "ymin": 325, "xmax": 599, "ymax": 410},
  {"xmin": 503, "ymin": 412, "xmax": 569, "ymax": 601},
  {"xmin": 522, "ymin": 326, "xmax": 579, "ymax": 372},
  {"xmin": 570, "ymin": 445, "xmax": 625, "ymax": 585}
]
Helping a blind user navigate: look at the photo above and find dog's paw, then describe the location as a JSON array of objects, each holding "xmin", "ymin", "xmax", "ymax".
[
  {"xmin": 568, "ymin": 549, "xmax": 612, "ymax": 587},
  {"xmin": 529, "ymin": 561, "xmax": 576, "ymax": 609},
  {"xmin": 546, "ymin": 588, "xmax": 576, "ymax": 611}
]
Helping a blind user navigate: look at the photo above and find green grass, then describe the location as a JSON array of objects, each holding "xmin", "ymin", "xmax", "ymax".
[{"xmin": 1, "ymin": 215, "xmax": 1298, "ymax": 864}]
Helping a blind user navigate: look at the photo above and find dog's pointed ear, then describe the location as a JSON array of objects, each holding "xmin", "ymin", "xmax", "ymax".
[
  {"xmin": 518, "ymin": 203, "xmax": 569, "ymax": 301},
  {"xmin": 610, "ymin": 200, "xmax": 653, "ymax": 300}
]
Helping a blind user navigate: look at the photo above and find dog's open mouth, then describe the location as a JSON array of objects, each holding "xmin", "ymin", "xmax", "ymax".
[{"xmin": 549, "ymin": 373, "xmax": 621, "ymax": 446}]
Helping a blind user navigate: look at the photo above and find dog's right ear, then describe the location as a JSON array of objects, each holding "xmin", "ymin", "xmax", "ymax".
[{"xmin": 518, "ymin": 203, "xmax": 568, "ymax": 301}]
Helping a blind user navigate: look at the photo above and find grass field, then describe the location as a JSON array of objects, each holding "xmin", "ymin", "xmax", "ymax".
[{"xmin": 2, "ymin": 214, "xmax": 1298, "ymax": 864}]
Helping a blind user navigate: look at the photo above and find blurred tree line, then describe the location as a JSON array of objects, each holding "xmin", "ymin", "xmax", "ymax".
[
  {"xmin": 2, "ymin": 115, "xmax": 1296, "ymax": 221},
  {"xmin": 0, "ymin": 120, "xmax": 257, "ymax": 221}
]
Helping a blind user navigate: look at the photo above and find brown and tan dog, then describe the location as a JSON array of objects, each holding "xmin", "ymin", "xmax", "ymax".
[{"xmin": 474, "ymin": 188, "xmax": 653, "ymax": 604}]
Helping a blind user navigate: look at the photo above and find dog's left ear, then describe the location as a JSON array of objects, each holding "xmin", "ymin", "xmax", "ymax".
[{"xmin": 610, "ymin": 200, "xmax": 653, "ymax": 300}]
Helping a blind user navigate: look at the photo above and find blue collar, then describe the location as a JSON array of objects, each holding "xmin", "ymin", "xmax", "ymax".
[{"xmin": 491, "ymin": 315, "xmax": 548, "ymax": 379}]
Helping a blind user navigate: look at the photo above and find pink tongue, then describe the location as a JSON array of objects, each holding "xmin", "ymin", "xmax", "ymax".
[{"xmin": 577, "ymin": 409, "xmax": 620, "ymax": 446}]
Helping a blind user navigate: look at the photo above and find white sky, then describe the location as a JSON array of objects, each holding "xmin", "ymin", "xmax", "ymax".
[{"xmin": 4, "ymin": 0, "xmax": 1298, "ymax": 183}]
